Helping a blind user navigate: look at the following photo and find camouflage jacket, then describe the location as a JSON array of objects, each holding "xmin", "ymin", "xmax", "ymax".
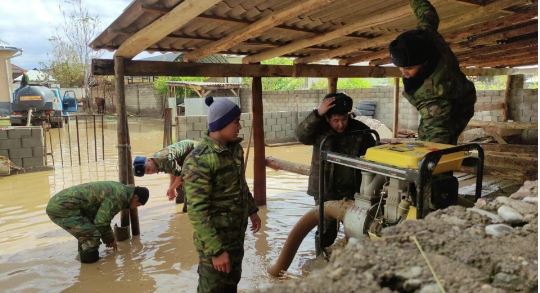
[
  {"xmin": 152, "ymin": 140, "xmax": 198, "ymax": 176},
  {"xmin": 181, "ymin": 136, "xmax": 258, "ymax": 257},
  {"xmin": 403, "ymin": 0, "xmax": 476, "ymax": 143},
  {"xmin": 296, "ymin": 111, "xmax": 376, "ymax": 201},
  {"xmin": 47, "ymin": 181, "xmax": 135, "ymax": 244}
]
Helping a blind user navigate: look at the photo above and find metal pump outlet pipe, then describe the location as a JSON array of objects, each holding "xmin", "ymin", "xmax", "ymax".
[{"xmin": 268, "ymin": 200, "xmax": 354, "ymax": 277}]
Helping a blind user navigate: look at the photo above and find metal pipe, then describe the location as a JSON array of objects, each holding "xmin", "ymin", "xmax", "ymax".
[
  {"xmin": 67, "ymin": 116, "xmax": 73, "ymax": 166},
  {"xmin": 85, "ymin": 115, "xmax": 89, "ymax": 162},
  {"xmin": 93, "ymin": 115, "xmax": 97, "ymax": 162},
  {"xmin": 101, "ymin": 115, "xmax": 105, "ymax": 160},
  {"xmin": 75, "ymin": 115, "xmax": 81, "ymax": 165},
  {"xmin": 48, "ymin": 124, "xmax": 55, "ymax": 166},
  {"xmin": 58, "ymin": 119, "xmax": 64, "ymax": 167}
]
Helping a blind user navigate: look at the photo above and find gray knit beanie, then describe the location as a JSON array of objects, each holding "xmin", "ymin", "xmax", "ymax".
[{"xmin": 205, "ymin": 97, "xmax": 241, "ymax": 132}]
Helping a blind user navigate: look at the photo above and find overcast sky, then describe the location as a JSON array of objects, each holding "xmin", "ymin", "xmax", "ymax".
[{"xmin": 0, "ymin": 0, "xmax": 158, "ymax": 70}]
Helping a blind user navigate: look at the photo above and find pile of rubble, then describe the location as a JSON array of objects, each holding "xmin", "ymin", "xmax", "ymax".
[{"xmin": 259, "ymin": 181, "xmax": 538, "ymax": 293}]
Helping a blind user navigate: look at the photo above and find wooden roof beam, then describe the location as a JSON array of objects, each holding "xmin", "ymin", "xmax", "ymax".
[
  {"xmin": 114, "ymin": 0, "xmax": 221, "ymax": 58},
  {"xmin": 242, "ymin": 4, "xmax": 411, "ymax": 64},
  {"xmin": 339, "ymin": 49, "xmax": 389, "ymax": 66},
  {"xmin": 183, "ymin": 0, "xmax": 337, "ymax": 62},
  {"xmin": 464, "ymin": 22, "xmax": 537, "ymax": 47},
  {"xmin": 293, "ymin": 0, "xmax": 528, "ymax": 64},
  {"xmin": 445, "ymin": 11, "xmax": 537, "ymax": 43},
  {"xmin": 92, "ymin": 59, "xmax": 537, "ymax": 77}
]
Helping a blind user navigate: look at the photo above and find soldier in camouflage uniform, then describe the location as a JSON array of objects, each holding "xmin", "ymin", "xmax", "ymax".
[
  {"xmin": 389, "ymin": 0, "xmax": 476, "ymax": 144},
  {"xmin": 46, "ymin": 181, "xmax": 149, "ymax": 263},
  {"xmin": 182, "ymin": 97, "xmax": 261, "ymax": 293},
  {"xmin": 133, "ymin": 139, "xmax": 197, "ymax": 209},
  {"xmin": 296, "ymin": 93, "xmax": 376, "ymax": 254}
]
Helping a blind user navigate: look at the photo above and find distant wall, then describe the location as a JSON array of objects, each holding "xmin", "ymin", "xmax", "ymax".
[
  {"xmin": 0, "ymin": 126, "xmax": 44, "ymax": 169},
  {"xmin": 125, "ymin": 83, "xmax": 163, "ymax": 116},
  {"xmin": 176, "ymin": 111, "xmax": 311, "ymax": 143}
]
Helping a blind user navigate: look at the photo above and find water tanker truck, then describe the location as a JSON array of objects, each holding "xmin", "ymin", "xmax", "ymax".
[{"xmin": 10, "ymin": 85, "xmax": 78, "ymax": 128}]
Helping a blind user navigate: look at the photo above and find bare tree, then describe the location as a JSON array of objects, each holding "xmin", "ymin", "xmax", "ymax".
[{"xmin": 47, "ymin": 0, "xmax": 102, "ymax": 111}]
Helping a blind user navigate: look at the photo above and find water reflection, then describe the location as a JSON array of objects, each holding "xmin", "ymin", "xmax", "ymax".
[{"xmin": 0, "ymin": 117, "xmax": 316, "ymax": 292}]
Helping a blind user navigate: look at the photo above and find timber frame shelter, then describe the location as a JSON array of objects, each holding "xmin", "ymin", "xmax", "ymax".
[{"xmin": 90, "ymin": 0, "xmax": 538, "ymax": 234}]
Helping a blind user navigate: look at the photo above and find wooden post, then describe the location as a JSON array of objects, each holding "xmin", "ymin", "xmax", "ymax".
[
  {"xmin": 163, "ymin": 108, "xmax": 172, "ymax": 147},
  {"xmin": 328, "ymin": 77, "xmax": 338, "ymax": 94},
  {"xmin": 393, "ymin": 77, "xmax": 400, "ymax": 138},
  {"xmin": 114, "ymin": 56, "xmax": 139, "ymax": 234},
  {"xmin": 252, "ymin": 76, "xmax": 266, "ymax": 206},
  {"xmin": 504, "ymin": 74, "xmax": 525, "ymax": 121}
]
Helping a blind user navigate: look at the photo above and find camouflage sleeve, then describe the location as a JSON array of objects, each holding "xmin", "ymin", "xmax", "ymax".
[
  {"xmin": 410, "ymin": 0, "xmax": 439, "ymax": 31},
  {"xmin": 296, "ymin": 110, "xmax": 325, "ymax": 145},
  {"xmin": 165, "ymin": 152, "xmax": 182, "ymax": 176},
  {"xmin": 182, "ymin": 153, "xmax": 223, "ymax": 256},
  {"xmin": 418, "ymin": 99, "xmax": 453, "ymax": 144},
  {"xmin": 94, "ymin": 198, "xmax": 118, "ymax": 244}
]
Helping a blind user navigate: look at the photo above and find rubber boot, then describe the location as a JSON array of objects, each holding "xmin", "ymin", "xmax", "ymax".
[
  {"xmin": 79, "ymin": 247, "xmax": 99, "ymax": 264},
  {"xmin": 182, "ymin": 199, "xmax": 188, "ymax": 213}
]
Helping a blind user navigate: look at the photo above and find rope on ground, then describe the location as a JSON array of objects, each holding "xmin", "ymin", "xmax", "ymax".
[{"xmin": 410, "ymin": 235, "xmax": 446, "ymax": 293}]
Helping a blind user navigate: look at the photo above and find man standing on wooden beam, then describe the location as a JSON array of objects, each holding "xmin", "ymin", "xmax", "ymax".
[{"xmin": 389, "ymin": 0, "xmax": 476, "ymax": 144}]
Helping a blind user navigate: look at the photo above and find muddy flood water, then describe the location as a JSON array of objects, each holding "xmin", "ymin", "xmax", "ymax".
[{"xmin": 0, "ymin": 117, "xmax": 319, "ymax": 292}]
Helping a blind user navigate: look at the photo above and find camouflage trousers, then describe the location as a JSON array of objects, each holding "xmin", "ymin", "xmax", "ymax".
[
  {"xmin": 46, "ymin": 208, "xmax": 101, "ymax": 252},
  {"xmin": 197, "ymin": 249, "xmax": 244, "ymax": 293}
]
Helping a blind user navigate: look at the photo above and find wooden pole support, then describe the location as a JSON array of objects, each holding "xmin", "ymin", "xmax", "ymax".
[{"xmin": 252, "ymin": 76, "xmax": 266, "ymax": 206}]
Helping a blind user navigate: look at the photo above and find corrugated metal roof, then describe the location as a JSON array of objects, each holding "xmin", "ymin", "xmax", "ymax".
[{"xmin": 90, "ymin": 0, "xmax": 538, "ymax": 68}]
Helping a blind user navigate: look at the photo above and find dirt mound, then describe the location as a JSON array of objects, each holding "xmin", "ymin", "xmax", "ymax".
[{"xmin": 258, "ymin": 181, "xmax": 538, "ymax": 293}]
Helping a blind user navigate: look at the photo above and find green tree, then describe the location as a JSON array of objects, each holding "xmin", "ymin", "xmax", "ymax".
[
  {"xmin": 309, "ymin": 78, "xmax": 372, "ymax": 90},
  {"xmin": 243, "ymin": 57, "xmax": 305, "ymax": 91},
  {"xmin": 154, "ymin": 76, "xmax": 208, "ymax": 102}
]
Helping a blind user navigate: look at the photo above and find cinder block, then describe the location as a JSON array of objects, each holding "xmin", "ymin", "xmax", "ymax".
[
  {"xmin": 8, "ymin": 128, "xmax": 32, "ymax": 139},
  {"xmin": 22, "ymin": 137, "xmax": 43, "ymax": 148},
  {"xmin": 271, "ymin": 125, "xmax": 282, "ymax": 132},
  {"xmin": 10, "ymin": 158, "xmax": 22, "ymax": 167},
  {"xmin": 33, "ymin": 146, "xmax": 44, "ymax": 157},
  {"xmin": 9, "ymin": 147, "xmax": 33, "ymax": 159},
  {"xmin": 0, "ymin": 149, "xmax": 8, "ymax": 157},
  {"xmin": 23, "ymin": 157, "xmax": 44, "ymax": 168},
  {"xmin": 187, "ymin": 130, "xmax": 201, "ymax": 139},
  {"xmin": 0, "ymin": 139, "xmax": 21, "ymax": 150},
  {"xmin": 0, "ymin": 130, "xmax": 7, "ymax": 140}
]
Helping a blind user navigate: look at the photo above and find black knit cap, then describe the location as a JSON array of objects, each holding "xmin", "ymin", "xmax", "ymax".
[
  {"xmin": 134, "ymin": 186, "xmax": 149, "ymax": 205},
  {"xmin": 389, "ymin": 29, "xmax": 435, "ymax": 67},
  {"xmin": 324, "ymin": 92, "xmax": 352, "ymax": 117}
]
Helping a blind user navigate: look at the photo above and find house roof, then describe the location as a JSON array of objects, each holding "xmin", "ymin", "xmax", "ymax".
[{"xmin": 90, "ymin": 0, "xmax": 537, "ymax": 68}]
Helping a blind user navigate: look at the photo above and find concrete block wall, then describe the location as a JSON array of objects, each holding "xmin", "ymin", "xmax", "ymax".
[
  {"xmin": 472, "ymin": 90, "xmax": 506, "ymax": 122},
  {"xmin": 239, "ymin": 87, "xmax": 420, "ymax": 131},
  {"xmin": 509, "ymin": 88, "xmax": 538, "ymax": 143},
  {"xmin": 176, "ymin": 111, "xmax": 312, "ymax": 143},
  {"xmin": 125, "ymin": 84, "xmax": 163, "ymax": 116},
  {"xmin": 0, "ymin": 126, "xmax": 44, "ymax": 169}
]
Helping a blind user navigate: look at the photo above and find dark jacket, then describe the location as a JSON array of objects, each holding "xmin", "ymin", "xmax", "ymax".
[{"xmin": 296, "ymin": 111, "xmax": 376, "ymax": 202}]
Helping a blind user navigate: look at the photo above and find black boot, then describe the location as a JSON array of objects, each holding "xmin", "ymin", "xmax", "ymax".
[
  {"xmin": 175, "ymin": 187, "xmax": 185, "ymax": 205},
  {"xmin": 79, "ymin": 249, "xmax": 99, "ymax": 263}
]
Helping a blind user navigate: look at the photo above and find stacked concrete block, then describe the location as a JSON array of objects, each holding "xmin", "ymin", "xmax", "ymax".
[{"xmin": 0, "ymin": 126, "xmax": 44, "ymax": 169}]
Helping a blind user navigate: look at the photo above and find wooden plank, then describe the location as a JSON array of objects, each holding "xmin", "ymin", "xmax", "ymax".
[
  {"xmin": 182, "ymin": 0, "xmax": 337, "ymax": 62},
  {"xmin": 92, "ymin": 59, "xmax": 537, "ymax": 78},
  {"xmin": 340, "ymin": 49, "xmax": 389, "ymax": 66},
  {"xmin": 446, "ymin": 12, "xmax": 537, "ymax": 43},
  {"xmin": 293, "ymin": 0, "xmax": 527, "ymax": 64},
  {"xmin": 465, "ymin": 22, "xmax": 537, "ymax": 47},
  {"xmin": 464, "ymin": 51, "xmax": 538, "ymax": 66},
  {"xmin": 468, "ymin": 119, "xmax": 537, "ymax": 130},
  {"xmin": 393, "ymin": 77, "xmax": 400, "ymax": 138},
  {"xmin": 252, "ymin": 76, "xmax": 266, "ymax": 206},
  {"xmin": 265, "ymin": 156, "xmax": 310, "ymax": 176},
  {"xmin": 468, "ymin": 54, "xmax": 538, "ymax": 67},
  {"xmin": 115, "ymin": 0, "xmax": 221, "ymax": 58},
  {"xmin": 328, "ymin": 77, "xmax": 338, "ymax": 94},
  {"xmin": 242, "ymin": 4, "xmax": 411, "ymax": 64},
  {"xmin": 92, "ymin": 59, "xmax": 403, "ymax": 77},
  {"xmin": 369, "ymin": 57, "xmax": 392, "ymax": 66}
]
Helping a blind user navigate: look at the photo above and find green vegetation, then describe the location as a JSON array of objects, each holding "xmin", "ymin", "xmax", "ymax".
[{"xmin": 153, "ymin": 76, "xmax": 208, "ymax": 99}]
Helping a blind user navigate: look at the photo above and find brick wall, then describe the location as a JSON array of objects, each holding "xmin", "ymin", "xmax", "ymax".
[
  {"xmin": 0, "ymin": 126, "xmax": 44, "ymax": 169},
  {"xmin": 509, "ymin": 88, "xmax": 538, "ymax": 143}
]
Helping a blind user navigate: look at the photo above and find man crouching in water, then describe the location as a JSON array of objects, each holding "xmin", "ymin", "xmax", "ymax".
[{"xmin": 46, "ymin": 181, "xmax": 149, "ymax": 263}]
